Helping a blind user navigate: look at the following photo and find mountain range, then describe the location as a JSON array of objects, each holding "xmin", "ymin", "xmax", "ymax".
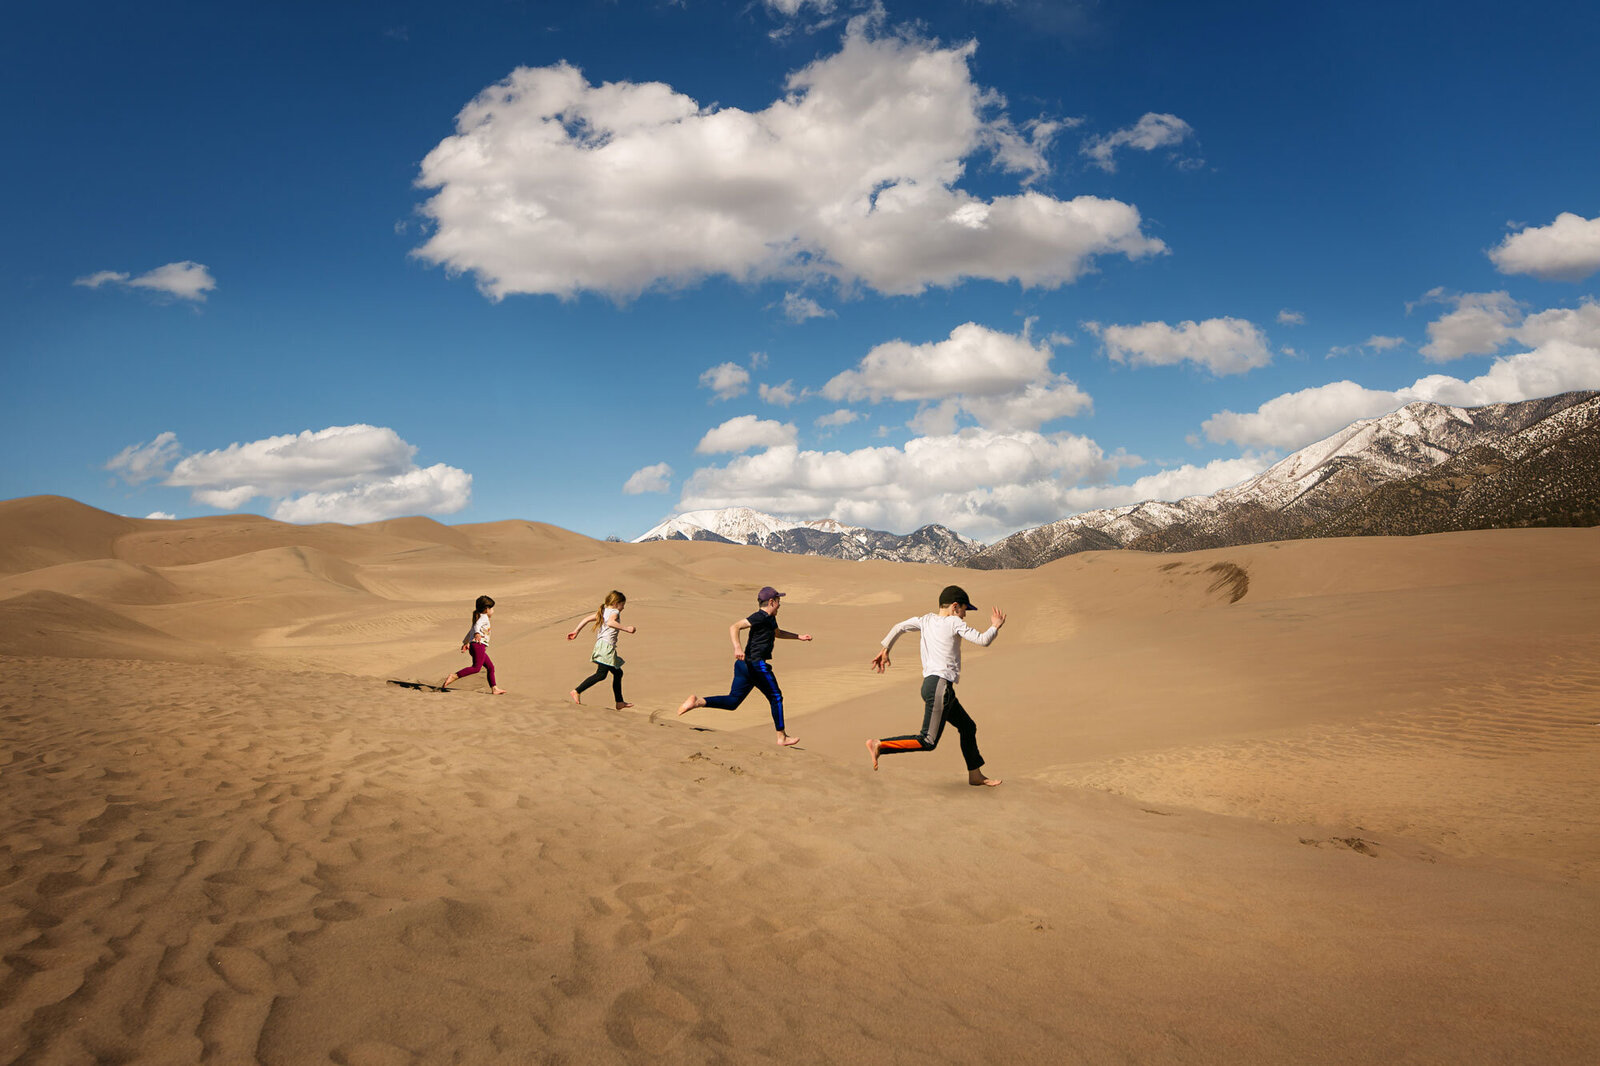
[
  {"xmin": 632, "ymin": 508, "xmax": 982, "ymax": 564},
  {"xmin": 636, "ymin": 391, "xmax": 1600, "ymax": 569},
  {"xmin": 966, "ymin": 389, "xmax": 1600, "ymax": 568}
]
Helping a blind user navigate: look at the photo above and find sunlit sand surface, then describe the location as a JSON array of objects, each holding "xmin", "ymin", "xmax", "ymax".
[{"xmin": 3, "ymin": 496, "xmax": 1597, "ymax": 1062}]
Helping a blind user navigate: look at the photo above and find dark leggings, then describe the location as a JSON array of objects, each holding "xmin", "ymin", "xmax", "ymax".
[
  {"xmin": 875, "ymin": 675, "xmax": 983, "ymax": 771},
  {"xmin": 455, "ymin": 642, "xmax": 496, "ymax": 688},
  {"xmin": 575, "ymin": 662, "xmax": 624, "ymax": 703}
]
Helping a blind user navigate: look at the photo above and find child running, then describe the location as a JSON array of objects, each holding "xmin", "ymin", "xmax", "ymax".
[
  {"xmin": 567, "ymin": 590, "xmax": 636, "ymax": 710},
  {"xmin": 441, "ymin": 594, "xmax": 507, "ymax": 694},
  {"xmin": 867, "ymin": 584, "xmax": 1004, "ymax": 786},
  {"xmin": 677, "ymin": 585, "xmax": 811, "ymax": 747}
]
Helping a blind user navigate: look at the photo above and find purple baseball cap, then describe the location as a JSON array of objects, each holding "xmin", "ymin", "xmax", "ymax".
[{"xmin": 758, "ymin": 586, "xmax": 785, "ymax": 603}]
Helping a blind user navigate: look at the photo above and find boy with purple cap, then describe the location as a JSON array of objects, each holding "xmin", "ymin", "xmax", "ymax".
[
  {"xmin": 867, "ymin": 584, "xmax": 1006, "ymax": 786},
  {"xmin": 678, "ymin": 585, "xmax": 812, "ymax": 747}
]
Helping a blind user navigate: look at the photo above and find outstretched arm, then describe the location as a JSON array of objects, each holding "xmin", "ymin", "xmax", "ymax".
[
  {"xmin": 958, "ymin": 607, "xmax": 1007, "ymax": 646},
  {"xmin": 566, "ymin": 615, "xmax": 596, "ymax": 640},
  {"xmin": 872, "ymin": 616, "xmax": 920, "ymax": 672},
  {"xmin": 777, "ymin": 629, "xmax": 812, "ymax": 642}
]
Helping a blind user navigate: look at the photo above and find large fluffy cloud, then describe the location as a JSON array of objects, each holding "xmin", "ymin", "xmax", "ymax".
[
  {"xmin": 696, "ymin": 415, "xmax": 799, "ymax": 454},
  {"xmin": 270, "ymin": 466, "xmax": 473, "ymax": 524},
  {"xmin": 108, "ymin": 424, "xmax": 472, "ymax": 524},
  {"xmin": 412, "ymin": 18, "xmax": 1165, "ymax": 299},
  {"xmin": 678, "ymin": 428, "xmax": 1139, "ymax": 539},
  {"xmin": 1419, "ymin": 290, "xmax": 1521, "ymax": 361},
  {"xmin": 74, "ymin": 261, "xmax": 216, "ymax": 302},
  {"xmin": 1489, "ymin": 212, "xmax": 1600, "ymax": 282},
  {"xmin": 822, "ymin": 321, "xmax": 1090, "ymax": 432},
  {"xmin": 1090, "ymin": 316, "xmax": 1273, "ymax": 375},
  {"xmin": 1204, "ymin": 313, "xmax": 1600, "ymax": 449}
]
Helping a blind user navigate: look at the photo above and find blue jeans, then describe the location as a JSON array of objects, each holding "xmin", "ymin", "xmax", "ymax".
[{"xmin": 701, "ymin": 659, "xmax": 785, "ymax": 730}]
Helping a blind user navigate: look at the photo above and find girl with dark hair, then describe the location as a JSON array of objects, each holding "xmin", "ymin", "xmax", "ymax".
[{"xmin": 441, "ymin": 595, "xmax": 506, "ymax": 694}]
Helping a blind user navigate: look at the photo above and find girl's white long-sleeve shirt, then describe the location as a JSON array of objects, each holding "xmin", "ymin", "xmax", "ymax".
[{"xmin": 880, "ymin": 612, "xmax": 998, "ymax": 683}]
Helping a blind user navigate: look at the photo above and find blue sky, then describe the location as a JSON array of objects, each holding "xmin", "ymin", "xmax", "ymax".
[{"xmin": 5, "ymin": 0, "xmax": 1599, "ymax": 542}]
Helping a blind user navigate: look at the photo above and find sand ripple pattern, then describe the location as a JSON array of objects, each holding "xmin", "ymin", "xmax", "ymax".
[
  {"xmin": 1045, "ymin": 650, "xmax": 1600, "ymax": 879},
  {"xmin": 4, "ymin": 656, "xmax": 1598, "ymax": 1064}
]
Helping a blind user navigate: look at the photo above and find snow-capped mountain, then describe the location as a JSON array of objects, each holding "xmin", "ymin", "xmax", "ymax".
[
  {"xmin": 965, "ymin": 390, "xmax": 1600, "ymax": 569},
  {"xmin": 634, "ymin": 507, "xmax": 982, "ymax": 565}
]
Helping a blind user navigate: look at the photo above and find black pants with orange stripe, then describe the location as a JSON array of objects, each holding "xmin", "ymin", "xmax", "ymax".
[{"xmin": 876, "ymin": 675, "xmax": 983, "ymax": 771}]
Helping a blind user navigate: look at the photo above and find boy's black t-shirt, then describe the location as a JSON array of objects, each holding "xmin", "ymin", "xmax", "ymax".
[{"xmin": 744, "ymin": 610, "xmax": 778, "ymax": 661}]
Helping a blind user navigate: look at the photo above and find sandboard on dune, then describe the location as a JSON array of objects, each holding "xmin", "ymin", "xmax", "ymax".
[{"xmin": 387, "ymin": 679, "xmax": 454, "ymax": 692}]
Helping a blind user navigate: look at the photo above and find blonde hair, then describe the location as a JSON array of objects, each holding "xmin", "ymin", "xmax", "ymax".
[{"xmin": 592, "ymin": 589, "xmax": 626, "ymax": 629}]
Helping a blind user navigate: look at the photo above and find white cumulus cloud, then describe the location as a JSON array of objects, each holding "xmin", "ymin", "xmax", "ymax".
[
  {"xmin": 1489, "ymin": 212, "xmax": 1600, "ymax": 282},
  {"xmin": 1059, "ymin": 455, "xmax": 1273, "ymax": 514},
  {"xmin": 1419, "ymin": 290, "xmax": 1522, "ymax": 361},
  {"xmin": 112, "ymin": 424, "xmax": 472, "ymax": 524},
  {"xmin": 74, "ymin": 261, "xmax": 217, "ymax": 302},
  {"xmin": 678, "ymin": 428, "xmax": 1139, "ymax": 540},
  {"xmin": 1092, "ymin": 316, "xmax": 1273, "ymax": 375},
  {"xmin": 760, "ymin": 381, "xmax": 800, "ymax": 406},
  {"xmin": 696, "ymin": 415, "xmax": 800, "ymax": 454},
  {"xmin": 1516, "ymin": 300, "xmax": 1600, "ymax": 347},
  {"xmin": 623, "ymin": 462, "xmax": 674, "ymax": 495},
  {"xmin": 1204, "ymin": 320, "xmax": 1600, "ymax": 450},
  {"xmin": 821, "ymin": 321, "xmax": 1090, "ymax": 432},
  {"xmin": 412, "ymin": 18, "xmax": 1165, "ymax": 300},
  {"xmin": 270, "ymin": 466, "xmax": 473, "ymax": 525},
  {"xmin": 699, "ymin": 362, "xmax": 751, "ymax": 400}
]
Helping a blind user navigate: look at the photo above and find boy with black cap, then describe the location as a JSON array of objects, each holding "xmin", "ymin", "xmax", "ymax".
[
  {"xmin": 678, "ymin": 585, "xmax": 812, "ymax": 747},
  {"xmin": 867, "ymin": 585, "xmax": 1006, "ymax": 786}
]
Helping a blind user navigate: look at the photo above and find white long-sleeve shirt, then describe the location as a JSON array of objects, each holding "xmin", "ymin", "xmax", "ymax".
[{"xmin": 880, "ymin": 612, "xmax": 998, "ymax": 683}]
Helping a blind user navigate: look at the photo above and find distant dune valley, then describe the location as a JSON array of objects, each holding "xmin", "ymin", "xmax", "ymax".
[{"xmin": 3, "ymin": 495, "xmax": 1598, "ymax": 1062}]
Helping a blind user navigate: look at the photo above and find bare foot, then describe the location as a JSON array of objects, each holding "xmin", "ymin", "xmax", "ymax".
[
  {"xmin": 968, "ymin": 771, "xmax": 1002, "ymax": 787},
  {"xmin": 491, "ymin": 687, "xmax": 508, "ymax": 695},
  {"xmin": 866, "ymin": 738, "xmax": 880, "ymax": 770},
  {"xmin": 569, "ymin": 689, "xmax": 581, "ymax": 705},
  {"xmin": 677, "ymin": 695, "xmax": 702, "ymax": 716},
  {"xmin": 615, "ymin": 702, "xmax": 634, "ymax": 710},
  {"xmin": 777, "ymin": 732, "xmax": 799, "ymax": 747},
  {"xmin": 439, "ymin": 674, "xmax": 457, "ymax": 690}
]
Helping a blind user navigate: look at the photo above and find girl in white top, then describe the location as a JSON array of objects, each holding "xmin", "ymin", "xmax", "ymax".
[
  {"xmin": 441, "ymin": 595, "xmax": 506, "ymax": 694},
  {"xmin": 867, "ymin": 584, "xmax": 1005, "ymax": 786},
  {"xmin": 567, "ymin": 590, "xmax": 636, "ymax": 709}
]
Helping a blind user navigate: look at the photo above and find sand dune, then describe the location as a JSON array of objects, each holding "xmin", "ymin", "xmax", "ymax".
[{"xmin": 2, "ymin": 495, "xmax": 1597, "ymax": 1062}]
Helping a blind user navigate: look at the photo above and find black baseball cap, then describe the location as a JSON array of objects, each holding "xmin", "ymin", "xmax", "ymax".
[{"xmin": 938, "ymin": 585, "xmax": 977, "ymax": 610}]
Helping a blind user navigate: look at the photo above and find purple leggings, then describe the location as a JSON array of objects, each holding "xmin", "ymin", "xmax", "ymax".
[{"xmin": 456, "ymin": 642, "xmax": 496, "ymax": 687}]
